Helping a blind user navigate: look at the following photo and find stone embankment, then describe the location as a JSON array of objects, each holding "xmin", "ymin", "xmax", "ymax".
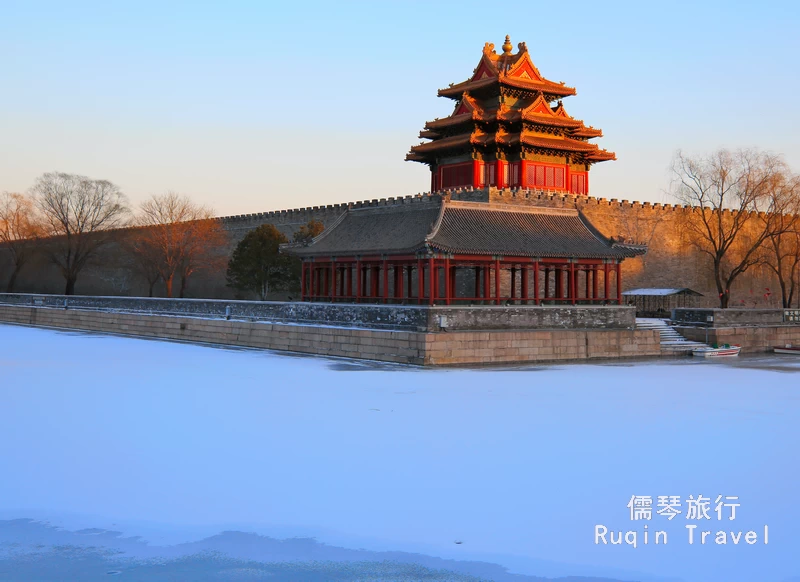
[
  {"xmin": 671, "ymin": 308, "xmax": 800, "ymax": 353},
  {"xmin": 0, "ymin": 294, "xmax": 661, "ymax": 366}
]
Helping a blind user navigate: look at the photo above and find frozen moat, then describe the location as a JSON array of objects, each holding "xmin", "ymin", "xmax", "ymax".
[{"xmin": 1, "ymin": 323, "xmax": 798, "ymax": 582}]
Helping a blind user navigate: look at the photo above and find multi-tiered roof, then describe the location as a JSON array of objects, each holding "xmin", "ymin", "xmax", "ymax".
[{"xmin": 406, "ymin": 36, "xmax": 614, "ymax": 194}]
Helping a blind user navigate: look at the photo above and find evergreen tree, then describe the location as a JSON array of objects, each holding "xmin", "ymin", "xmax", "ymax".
[{"xmin": 226, "ymin": 224, "xmax": 295, "ymax": 300}]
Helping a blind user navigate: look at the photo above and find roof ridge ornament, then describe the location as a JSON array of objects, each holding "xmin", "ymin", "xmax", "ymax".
[{"xmin": 502, "ymin": 35, "xmax": 513, "ymax": 55}]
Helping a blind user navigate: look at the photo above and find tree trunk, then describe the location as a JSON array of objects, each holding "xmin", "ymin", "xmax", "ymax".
[
  {"xmin": 179, "ymin": 275, "xmax": 187, "ymax": 298},
  {"xmin": 148, "ymin": 280, "xmax": 155, "ymax": 297},
  {"xmin": 713, "ymin": 259, "xmax": 727, "ymax": 308},
  {"xmin": 65, "ymin": 276, "xmax": 76, "ymax": 296},
  {"xmin": 780, "ymin": 279, "xmax": 789, "ymax": 308},
  {"xmin": 5, "ymin": 267, "xmax": 20, "ymax": 293},
  {"xmin": 165, "ymin": 275, "xmax": 173, "ymax": 298}
]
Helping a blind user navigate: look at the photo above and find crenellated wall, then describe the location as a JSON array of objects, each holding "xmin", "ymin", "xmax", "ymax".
[{"xmin": 0, "ymin": 187, "xmax": 790, "ymax": 307}]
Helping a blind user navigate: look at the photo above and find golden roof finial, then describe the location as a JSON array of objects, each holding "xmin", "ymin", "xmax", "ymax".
[{"xmin": 502, "ymin": 35, "xmax": 513, "ymax": 55}]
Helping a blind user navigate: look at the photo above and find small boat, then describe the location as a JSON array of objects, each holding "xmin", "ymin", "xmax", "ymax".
[
  {"xmin": 692, "ymin": 344, "xmax": 742, "ymax": 358},
  {"xmin": 774, "ymin": 344, "xmax": 800, "ymax": 355}
]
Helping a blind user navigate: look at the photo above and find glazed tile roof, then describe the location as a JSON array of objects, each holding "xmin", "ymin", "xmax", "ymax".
[
  {"xmin": 520, "ymin": 133, "xmax": 601, "ymax": 152},
  {"xmin": 408, "ymin": 133, "xmax": 472, "ymax": 154},
  {"xmin": 407, "ymin": 130, "xmax": 616, "ymax": 159},
  {"xmin": 438, "ymin": 73, "xmax": 576, "ymax": 100},
  {"xmin": 428, "ymin": 202, "xmax": 643, "ymax": 258},
  {"xmin": 285, "ymin": 203, "xmax": 443, "ymax": 256},
  {"xmin": 284, "ymin": 200, "xmax": 645, "ymax": 260},
  {"xmin": 408, "ymin": 39, "xmax": 617, "ymax": 171}
]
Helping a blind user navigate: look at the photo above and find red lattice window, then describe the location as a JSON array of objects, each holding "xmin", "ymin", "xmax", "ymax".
[
  {"xmin": 485, "ymin": 163, "xmax": 496, "ymax": 186},
  {"xmin": 526, "ymin": 164, "xmax": 536, "ymax": 186},
  {"xmin": 510, "ymin": 162, "xmax": 520, "ymax": 187},
  {"xmin": 555, "ymin": 167, "xmax": 565, "ymax": 189},
  {"xmin": 535, "ymin": 165, "xmax": 545, "ymax": 187},
  {"xmin": 441, "ymin": 163, "xmax": 473, "ymax": 188},
  {"xmin": 545, "ymin": 167, "xmax": 555, "ymax": 188},
  {"xmin": 571, "ymin": 174, "xmax": 587, "ymax": 195}
]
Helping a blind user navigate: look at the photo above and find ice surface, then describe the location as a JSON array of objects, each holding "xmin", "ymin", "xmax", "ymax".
[{"xmin": 1, "ymin": 323, "xmax": 798, "ymax": 582}]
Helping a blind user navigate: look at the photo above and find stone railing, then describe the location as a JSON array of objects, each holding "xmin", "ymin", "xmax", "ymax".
[
  {"xmin": 671, "ymin": 308, "xmax": 800, "ymax": 327},
  {"xmin": 0, "ymin": 293, "xmax": 635, "ymax": 332}
]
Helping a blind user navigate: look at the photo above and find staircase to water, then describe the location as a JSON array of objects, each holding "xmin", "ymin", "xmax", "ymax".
[{"xmin": 635, "ymin": 317, "xmax": 708, "ymax": 354}]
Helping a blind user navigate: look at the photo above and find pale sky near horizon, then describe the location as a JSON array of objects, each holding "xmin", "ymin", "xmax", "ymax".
[{"xmin": 1, "ymin": 0, "xmax": 798, "ymax": 216}]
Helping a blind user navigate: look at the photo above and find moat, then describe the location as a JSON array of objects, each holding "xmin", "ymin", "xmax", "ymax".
[{"xmin": 1, "ymin": 324, "xmax": 798, "ymax": 582}]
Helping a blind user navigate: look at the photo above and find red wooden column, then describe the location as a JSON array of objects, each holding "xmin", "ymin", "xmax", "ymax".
[
  {"xmin": 519, "ymin": 161, "xmax": 529, "ymax": 189},
  {"xmin": 592, "ymin": 265, "xmax": 599, "ymax": 302},
  {"xmin": 543, "ymin": 267, "xmax": 550, "ymax": 299},
  {"xmin": 406, "ymin": 265, "xmax": 413, "ymax": 299},
  {"xmin": 449, "ymin": 263, "xmax": 457, "ymax": 302},
  {"xmin": 417, "ymin": 259, "xmax": 424, "ymax": 304},
  {"xmin": 496, "ymin": 160, "xmax": 507, "ymax": 189},
  {"xmin": 604, "ymin": 262, "xmax": 610, "ymax": 301},
  {"xmin": 584, "ymin": 267, "xmax": 591, "ymax": 301},
  {"xmin": 326, "ymin": 263, "xmax": 332, "ymax": 300},
  {"xmin": 555, "ymin": 266, "xmax": 563, "ymax": 300},
  {"xmin": 362, "ymin": 265, "xmax": 367, "ymax": 299},
  {"xmin": 346, "ymin": 264, "xmax": 353, "ymax": 298},
  {"xmin": 472, "ymin": 160, "xmax": 483, "ymax": 188},
  {"xmin": 428, "ymin": 257, "xmax": 436, "ymax": 305},
  {"xmin": 533, "ymin": 261, "xmax": 540, "ymax": 305},
  {"xmin": 382, "ymin": 259, "xmax": 389, "ymax": 303},
  {"xmin": 521, "ymin": 266, "xmax": 528, "ymax": 303},
  {"xmin": 616, "ymin": 262, "xmax": 623, "ymax": 304},
  {"xmin": 354, "ymin": 260, "xmax": 361, "ymax": 302},
  {"xmin": 444, "ymin": 258, "xmax": 451, "ymax": 305},
  {"xmin": 569, "ymin": 261, "xmax": 576, "ymax": 305},
  {"xmin": 370, "ymin": 265, "xmax": 379, "ymax": 298},
  {"xmin": 393, "ymin": 265, "xmax": 401, "ymax": 299},
  {"xmin": 483, "ymin": 264, "xmax": 491, "ymax": 302},
  {"xmin": 474, "ymin": 267, "xmax": 480, "ymax": 300},
  {"xmin": 494, "ymin": 258, "xmax": 501, "ymax": 305},
  {"xmin": 510, "ymin": 266, "xmax": 517, "ymax": 300}
]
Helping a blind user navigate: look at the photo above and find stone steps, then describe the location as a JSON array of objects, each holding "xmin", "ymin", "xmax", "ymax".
[{"xmin": 636, "ymin": 317, "xmax": 708, "ymax": 353}]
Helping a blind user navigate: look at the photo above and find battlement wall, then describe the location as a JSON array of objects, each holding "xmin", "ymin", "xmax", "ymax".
[{"xmin": 0, "ymin": 188, "xmax": 789, "ymax": 307}]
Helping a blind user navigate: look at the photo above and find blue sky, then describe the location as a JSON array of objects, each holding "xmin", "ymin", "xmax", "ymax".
[{"xmin": 1, "ymin": 0, "xmax": 798, "ymax": 215}]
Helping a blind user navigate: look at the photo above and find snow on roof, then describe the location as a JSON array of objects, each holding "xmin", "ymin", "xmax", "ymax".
[{"xmin": 622, "ymin": 288, "xmax": 703, "ymax": 297}]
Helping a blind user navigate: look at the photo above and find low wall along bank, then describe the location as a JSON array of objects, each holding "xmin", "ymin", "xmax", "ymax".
[
  {"xmin": 0, "ymin": 293, "xmax": 636, "ymax": 332},
  {"xmin": 0, "ymin": 294, "xmax": 659, "ymax": 366},
  {"xmin": 671, "ymin": 308, "xmax": 800, "ymax": 353},
  {"xmin": 672, "ymin": 308, "xmax": 800, "ymax": 327}
]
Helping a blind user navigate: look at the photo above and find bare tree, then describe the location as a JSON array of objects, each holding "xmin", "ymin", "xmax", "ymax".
[
  {"xmin": 32, "ymin": 172, "xmax": 130, "ymax": 295},
  {"xmin": 761, "ymin": 173, "xmax": 800, "ymax": 307},
  {"xmin": 132, "ymin": 192, "xmax": 226, "ymax": 298},
  {"xmin": 0, "ymin": 192, "xmax": 43, "ymax": 292},
  {"xmin": 671, "ymin": 149, "xmax": 794, "ymax": 307},
  {"xmin": 122, "ymin": 231, "xmax": 162, "ymax": 297}
]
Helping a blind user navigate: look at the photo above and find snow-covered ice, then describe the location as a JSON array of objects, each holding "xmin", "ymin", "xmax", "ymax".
[{"xmin": 1, "ymin": 323, "xmax": 798, "ymax": 582}]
